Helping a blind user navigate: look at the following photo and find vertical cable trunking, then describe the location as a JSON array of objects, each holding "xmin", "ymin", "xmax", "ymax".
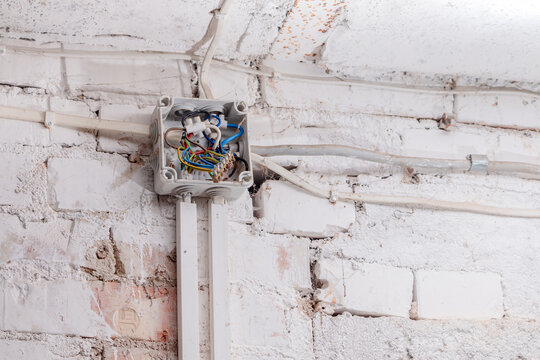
[
  {"xmin": 176, "ymin": 195, "xmax": 200, "ymax": 360},
  {"xmin": 208, "ymin": 196, "xmax": 231, "ymax": 360}
]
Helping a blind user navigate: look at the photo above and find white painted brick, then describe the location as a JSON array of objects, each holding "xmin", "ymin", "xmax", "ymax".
[
  {"xmin": 47, "ymin": 157, "xmax": 149, "ymax": 211},
  {"xmin": 269, "ymin": 0, "xmax": 347, "ymax": 62},
  {"xmin": 0, "ymin": 339, "xmax": 50, "ymax": 359},
  {"xmin": 207, "ymin": 67, "xmax": 259, "ymax": 106},
  {"xmin": 0, "ymin": 279, "xmax": 176, "ymax": 341},
  {"xmin": 229, "ymin": 285, "xmax": 313, "ymax": 360},
  {"xmin": 227, "ymin": 189, "xmax": 253, "ymax": 224},
  {"xmin": 315, "ymin": 258, "xmax": 413, "ymax": 317},
  {"xmin": 261, "ymin": 77, "xmax": 452, "ymax": 118},
  {"xmin": 65, "ymin": 58, "xmax": 184, "ymax": 96},
  {"xmin": 415, "ymin": 270, "xmax": 504, "ymax": 320},
  {"xmin": 313, "ymin": 313, "xmax": 540, "ymax": 360},
  {"xmin": 97, "ymin": 104, "xmax": 153, "ymax": 154},
  {"xmin": 1, "ymin": 279, "xmax": 112, "ymax": 338},
  {"xmin": 0, "ymin": 152, "xmax": 33, "ymax": 206},
  {"xmin": 229, "ymin": 223, "xmax": 311, "ymax": 291},
  {"xmin": 111, "ymin": 224, "xmax": 175, "ymax": 280},
  {"xmin": 456, "ymin": 93, "xmax": 540, "ymax": 130},
  {"xmin": 0, "ymin": 52, "xmax": 63, "ymax": 93},
  {"xmin": 0, "ymin": 214, "xmax": 73, "ymax": 263},
  {"xmin": 254, "ymin": 180, "xmax": 355, "ymax": 238}
]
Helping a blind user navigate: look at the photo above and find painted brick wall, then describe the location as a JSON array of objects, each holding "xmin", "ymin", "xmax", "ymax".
[{"xmin": 0, "ymin": 43, "xmax": 539, "ymax": 360}]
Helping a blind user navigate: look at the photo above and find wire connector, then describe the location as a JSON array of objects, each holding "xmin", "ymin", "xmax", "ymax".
[{"xmin": 212, "ymin": 151, "xmax": 235, "ymax": 183}]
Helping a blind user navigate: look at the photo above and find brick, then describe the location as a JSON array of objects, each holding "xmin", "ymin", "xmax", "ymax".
[
  {"xmin": 90, "ymin": 282, "xmax": 176, "ymax": 342},
  {"xmin": 1, "ymin": 279, "xmax": 112, "ymax": 338},
  {"xmin": 0, "ymin": 214, "xmax": 73, "ymax": 263},
  {"xmin": 254, "ymin": 180, "xmax": 355, "ymax": 238},
  {"xmin": 0, "ymin": 152, "xmax": 33, "ymax": 206},
  {"xmin": 315, "ymin": 258, "xmax": 413, "ymax": 317},
  {"xmin": 227, "ymin": 189, "xmax": 253, "ymax": 224},
  {"xmin": 414, "ymin": 270, "xmax": 504, "ymax": 320},
  {"xmin": 103, "ymin": 347, "xmax": 171, "ymax": 360},
  {"xmin": 270, "ymin": 0, "xmax": 347, "ymax": 61},
  {"xmin": 0, "ymin": 279, "xmax": 176, "ymax": 341},
  {"xmin": 97, "ymin": 104, "xmax": 153, "ymax": 154},
  {"xmin": 229, "ymin": 284, "xmax": 313, "ymax": 360},
  {"xmin": 205, "ymin": 67, "xmax": 259, "ymax": 106},
  {"xmin": 313, "ymin": 313, "xmax": 540, "ymax": 360},
  {"xmin": 0, "ymin": 339, "xmax": 50, "ymax": 359},
  {"xmin": 111, "ymin": 224, "xmax": 175, "ymax": 280},
  {"xmin": 229, "ymin": 223, "xmax": 311, "ymax": 291},
  {"xmin": 0, "ymin": 52, "xmax": 62, "ymax": 93},
  {"xmin": 65, "ymin": 58, "xmax": 184, "ymax": 96},
  {"xmin": 47, "ymin": 157, "xmax": 149, "ymax": 211},
  {"xmin": 261, "ymin": 77, "xmax": 452, "ymax": 118},
  {"xmin": 455, "ymin": 93, "xmax": 540, "ymax": 130}
]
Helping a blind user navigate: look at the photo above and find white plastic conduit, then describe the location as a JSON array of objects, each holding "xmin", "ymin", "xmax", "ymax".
[
  {"xmin": 176, "ymin": 196, "xmax": 200, "ymax": 360},
  {"xmin": 3, "ymin": 105, "xmax": 540, "ymax": 218},
  {"xmin": 208, "ymin": 197, "xmax": 231, "ymax": 360},
  {"xmin": 251, "ymin": 153, "xmax": 540, "ymax": 219},
  {"xmin": 3, "ymin": 43, "xmax": 540, "ymax": 98},
  {"xmin": 199, "ymin": 0, "xmax": 236, "ymax": 99},
  {"xmin": 0, "ymin": 105, "xmax": 150, "ymax": 136},
  {"xmin": 251, "ymin": 144, "xmax": 540, "ymax": 179}
]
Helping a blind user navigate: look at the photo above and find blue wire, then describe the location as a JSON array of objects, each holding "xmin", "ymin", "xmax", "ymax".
[
  {"xmin": 210, "ymin": 114, "xmax": 221, "ymax": 127},
  {"xmin": 182, "ymin": 148, "xmax": 213, "ymax": 169},
  {"xmin": 221, "ymin": 124, "xmax": 244, "ymax": 148},
  {"xmin": 198, "ymin": 155, "xmax": 215, "ymax": 166}
]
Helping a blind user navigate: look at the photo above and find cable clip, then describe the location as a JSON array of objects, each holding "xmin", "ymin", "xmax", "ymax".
[
  {"xmin": 468, "ymin": 154, "xmax": 489, "ymax": 173},
  {"xmin": 44, "ymin": 111, "xmax": 55, "ymax": 129},
  {"xmin": 272, "ymin": 71, "xmax": 282, "ymax": 80},
  {"xmin": 328, "ymin": 191, "xmax": 338, "ymax": 204}
]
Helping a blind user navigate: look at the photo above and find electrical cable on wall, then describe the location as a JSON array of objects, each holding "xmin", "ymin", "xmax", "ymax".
[{"xmin": 1, "ymin": 103, "xmax": 540, "ymax": 218}]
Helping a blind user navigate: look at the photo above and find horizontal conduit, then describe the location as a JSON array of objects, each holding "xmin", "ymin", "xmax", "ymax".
[
  {"xmin": 251, "ymin": 153, "xmax": 540, "ymax": 219},
  {"xmin": 2, "ymin": 105, "xmax": 540, "ymax": 218},
  {"xmin": 2, "ymin": 44, "xmax": 540, "ymax": 97},
  {"xmin": 251, "ymin": 144, "xmax": 540, "ymax": 179}
]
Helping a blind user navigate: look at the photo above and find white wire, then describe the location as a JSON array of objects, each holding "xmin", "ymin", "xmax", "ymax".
[
  {"xmin": 251, "ymin": 153, "xmax": 540, "ymax": 219},
  {"xmin": 205, "ymin": 124, "xmax": 222, "ymax": 150},
  {"xmin": 3, "ymin": 44, "xmax": 540, "ymax": 98}
]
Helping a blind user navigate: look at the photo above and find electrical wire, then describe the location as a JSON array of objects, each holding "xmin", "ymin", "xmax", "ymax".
[
  {"xmin": 251, "ymin": 144, "xmax": 540, "ymax": 180},
  {"xmin": 222, "ymin": 124, "xmax": 244, "ymax": 148},
  {"xmin": 251, "ymin": 153, "xmax": 540, "ymax": 219},
  {"xmin": 5, "ymin": 43, "xmax": 540, "ymax": 98}
]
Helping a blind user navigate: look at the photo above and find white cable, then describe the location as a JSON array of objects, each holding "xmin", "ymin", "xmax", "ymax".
[
  {"xmin": 3, "ymin": 43, "xmax": 540, "ymax": 98},
  {"xmin": 199, "ymin": 0, "xmax": 236, "ymax": 99},
  {"xmin": 206, "ymin": 124, "xmax": 222, "ymax": 150},
  {"xmin": 251, "ymin": 153, "xmax": 540, "ymax": 219},
  {"xmin": 251, "ymin": 144, "xmax": 540, "ymax": 179},
  {"xmin": 0, "ymin": 105, "xmax": 150, "ymax": 135}
]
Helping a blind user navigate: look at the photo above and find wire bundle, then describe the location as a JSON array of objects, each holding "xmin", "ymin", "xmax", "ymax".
[{"xmin": 164, "ymin": 111, "xmax": 248, "ymax": 182}]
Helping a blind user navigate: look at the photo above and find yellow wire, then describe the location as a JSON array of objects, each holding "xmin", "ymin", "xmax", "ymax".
[{"xmin": 177, "ymin": 146, "xmax": 212, "ymax": 172}]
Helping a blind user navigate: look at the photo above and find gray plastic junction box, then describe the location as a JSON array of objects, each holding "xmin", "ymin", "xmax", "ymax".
[{"xmin": 150, "ymin": 96, "xmax": 253, "ymax": 200}]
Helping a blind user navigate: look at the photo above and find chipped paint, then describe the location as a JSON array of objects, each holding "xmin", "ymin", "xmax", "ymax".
[{"xmin": 272, "ymin": 0, "xmax": 349, "ymax": 61}]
